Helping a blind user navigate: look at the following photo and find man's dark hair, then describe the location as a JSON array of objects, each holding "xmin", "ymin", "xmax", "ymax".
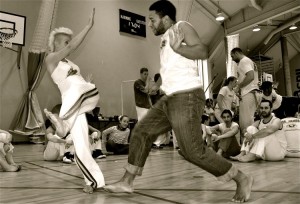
[
  {"xmin": 149, "ymin": 0, "xmax": 176, "ymax": 22},
  {"xmin": 221, "ymin": 109, "xmax": 233, "ymax": 118},
  {"xmin": 261, "ymin": 99, "xmax": 273, "ymax": 109},
  {"xmin": 140, "ymin": 67, "xmax": 148, "ymax": 74},
  {"xmin": 260, "ymin": 81, "xmax": 273, "ymax": 91},
  {"xmin": 231, "ymin": 47, "xmax": 243, "ymax": 54}
]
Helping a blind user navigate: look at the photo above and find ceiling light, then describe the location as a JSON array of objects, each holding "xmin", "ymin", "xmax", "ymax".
[
  {"xmin": 289, "ymin": 24, "xmax": 297, "ymax": 30},
  {"xmin": 252, "ymin": 25, "xmax": 261, "ymax": 32},
  {"xmin": 216, "ymin": 10, "xmax": 225, "ymax": 21}
]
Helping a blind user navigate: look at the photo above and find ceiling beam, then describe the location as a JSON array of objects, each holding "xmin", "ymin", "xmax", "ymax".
[
  {"xmin": 250, "ymin": 0, "xmax": 263, "ymax": 11},
  {"xmin": 264, "ymin": 15, "xmax": 300, "ymax": 44},
  {"xmin": 226, "ymin": 0, "xmax": 300, "ymax": 35},
  {"xmin": 194, "ymin": 0, "xmax": 221, "ymax": 25},
  {"xmin": 205, "ymin": 0, "xmax": 230, "ymax": 19},
  {"xmin": 248, "ymin": 33, "xmax": 281, "ymax": 56}
]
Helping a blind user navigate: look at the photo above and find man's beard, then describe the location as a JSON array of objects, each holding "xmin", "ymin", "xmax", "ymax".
[
  {"xmin": 233, "ymin": 59, "xmax": 240, "ymax": 63},
  {"xmin": 261, "ymin": 111, "xmax": 271, "ymax": 118},
  {"xmin": 154, "ymin": 20, "xmax": 166, "ymax": 36}
]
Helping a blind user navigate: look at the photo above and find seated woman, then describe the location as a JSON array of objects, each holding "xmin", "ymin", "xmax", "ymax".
[
  {"xmin": 44, "ymin": 118, "xmax": 106, "ymax": 163},
  {"xmin": 206, "ymin": 109, "xmax": 241, "ymax": 158},
  {"xmin": 102, "ymin": 115, "xmax": 130, "ymax": 155},
  {"xmin": 0, "ymin": 129, "xmax": 21, "ymax": 171},
  {"xmin": 44, "ymin": 118, "xmax": 75, "ymax": 163}
]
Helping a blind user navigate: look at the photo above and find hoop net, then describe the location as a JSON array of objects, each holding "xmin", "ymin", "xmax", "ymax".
[{"xmin": 0, "ymin": 28, "xmax": 18, "ymax": 48}]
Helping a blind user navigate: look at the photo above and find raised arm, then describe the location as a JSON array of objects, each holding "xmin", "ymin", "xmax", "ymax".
[{"xmin": 45, "ymin": 8, "xmax": 95, "ymax": 73}]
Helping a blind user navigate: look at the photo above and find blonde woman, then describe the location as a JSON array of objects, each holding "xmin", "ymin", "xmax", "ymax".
[{"xmin": 43, "ymin": 9, "xmax": 104, "ymax": 193}]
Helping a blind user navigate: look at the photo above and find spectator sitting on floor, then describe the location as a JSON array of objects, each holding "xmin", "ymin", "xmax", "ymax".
[
  {"xmin": 204, "ymin": 98, "xmax": 218, "ymax": 126},
  {"xmin": 0, "ymin": 129, "xmax": 21, "ymax": 172},
  {"xmin": 206, "ymin": 109, "xmax": 241, "ymax": 158},
  {"xmin": 102, "ymin": 115, "xmax": 130, "ymax": 155},
  {"xmin": 258, "ymin": 81, "xmax": 283, "ymax": 118},
  {"xmin": 231, "ymin": 100, "xmax": 287, "ymax": 162},
  {"xmin": 44, "ymin": 117, "xmax": 106, "ymax": 163}
]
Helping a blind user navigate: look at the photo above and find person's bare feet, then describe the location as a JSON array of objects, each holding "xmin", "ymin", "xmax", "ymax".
[
  {"xmin": 104, "ymin": 181, "xmax": 133, "ymax": 193},
  {"xmin": 83, "ymin": 185, "xmax": 94, "ymax": 194},
  {"xmin": 2, "ymin": 164, "xmax": 21, "ymax": 172},
  {"xmin": 44, "ymin": 109, "xmax": 68, "ymax": 137},
  {"xmin": 238, "ymin": 153, "xmax": 256, "ymax": 163},
  {"xmin": 232, "ymin": 174, "xmax": 254, "ymax": 202},
  {"xmin": 230, "ymin": 152, "xmax": 245, "ymax": 161}
]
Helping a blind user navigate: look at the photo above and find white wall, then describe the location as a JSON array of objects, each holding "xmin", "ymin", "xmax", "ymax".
[{"xmin": 1, "ymin": 0, "xmax": 194, "ymax": 130}]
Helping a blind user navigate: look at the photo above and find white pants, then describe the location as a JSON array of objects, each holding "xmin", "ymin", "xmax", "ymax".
[
  {"xmin": 71, "ymin": 114, "xmax": 105, "ymax": 188},
  {"xmin": 90, "ymin": 137, "xmax": 102, "ymax": 151},
  {"xmin": 239, "ymin": 92, "xmax": 257, "ymax": 135},
  {"xmin": 241, "ymin": 126, "xmax": 287, "ymax": 161}
]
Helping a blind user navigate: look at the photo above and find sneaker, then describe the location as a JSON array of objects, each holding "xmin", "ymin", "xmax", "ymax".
[
  {"xmin": 96, "ymin": 154, "xmax": 106, "ymax": 159},
  {"xmin": 63, "ymin": 156, "xmax": 73, "ymax": 164}
]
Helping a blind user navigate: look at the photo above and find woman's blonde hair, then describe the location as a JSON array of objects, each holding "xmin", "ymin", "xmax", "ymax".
[{"xmin": 48, "ymin": 27, "xmax": 73, "ymax": 52}]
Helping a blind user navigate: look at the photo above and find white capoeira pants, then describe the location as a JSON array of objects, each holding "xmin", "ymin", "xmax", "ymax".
[
  {"xmin": 71, "ymin": 113, "xmax": 105, "ymax": 189},
  {"xmin": 241, "ymin": 126, "xmax": 287, "ymax": 161},
  {"xmin": 239, "ymin": 92, "xmax": 258, "ymax": 136}
]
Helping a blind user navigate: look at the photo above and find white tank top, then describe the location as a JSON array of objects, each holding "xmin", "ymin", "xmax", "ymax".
[
  {"xmin": 258, "ymin": 116, "xmax": 287, "ymax": 149},
  {"xmin": 160, "ymin": 21, "xmax": 202, "ymax": 95}
]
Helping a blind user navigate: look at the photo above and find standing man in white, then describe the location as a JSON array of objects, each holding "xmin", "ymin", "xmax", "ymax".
[{"xmin": 231, "ymin": 47, "xmax": 259, "ymax": 140}]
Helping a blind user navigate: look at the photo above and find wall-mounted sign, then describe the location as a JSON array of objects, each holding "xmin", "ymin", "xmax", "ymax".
[{"xmin": 119, "ymin": 9, "xmax": 146, "ymax": 38}]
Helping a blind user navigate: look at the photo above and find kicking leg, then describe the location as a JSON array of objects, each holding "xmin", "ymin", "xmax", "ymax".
[{"xmin": 44, "ymin": 109, "xmax": 69, "ymax": 137}]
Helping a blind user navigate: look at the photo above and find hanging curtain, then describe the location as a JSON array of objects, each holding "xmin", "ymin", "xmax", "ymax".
[
  {"xmin": 10, "ymin": 0, "xmax": 58, "ymax": 136},
  {"xmin": 225, "ymin": 34, "xmax": 239, "ymax": 78}
]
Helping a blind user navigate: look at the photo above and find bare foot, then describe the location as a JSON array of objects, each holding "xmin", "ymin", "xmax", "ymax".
[
  {"xmin": 104, "ymin": 181, "xmax": 133, "ymax": 193},
  {"xmin": 83, "ymin": 185, "xmax": 94, "ymax": 194},
  {"xmin": 232, "ymin": 174, "xmax": 254, "ymax": 202},
  {"xmin": 44, "ymin": 109, "xmax": 68, "ymax": 137},
  {"xmin": 238, "ymin": 153, "xmax": 256, "ymax": 163},
  {"xmin": 230, "ymin": 152, "xmax": 245, "ymax": 161},
  {"xmin": 2, "ymin": 164, "xmax": 20, "ymax": 172}
]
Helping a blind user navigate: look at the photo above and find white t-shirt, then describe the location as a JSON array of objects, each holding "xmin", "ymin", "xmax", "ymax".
[
  {"xmin": 260, "ymin": 90, "xmax": 282, "ymax": 110},
  {"xmin": 215, "ymin": 86, "xmax": 236, "ymax": 111},
  {"xmin": 237, "ymin": 56, "xmax": 259, "ymax": 96},
  {"xmin": 160, "ymin": 21, "xmax": 202, "ymax": 95},
  {"xmin": 218, "ymin": 122, "xmax": 239, "ymax": 135}
]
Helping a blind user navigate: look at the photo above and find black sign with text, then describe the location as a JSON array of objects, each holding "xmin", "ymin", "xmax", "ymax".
[{"xmin": 119, "ymin": 9, "xmax": 146, "ymax": 37}]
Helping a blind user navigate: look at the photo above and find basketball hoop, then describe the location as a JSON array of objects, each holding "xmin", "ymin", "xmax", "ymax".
[{"xmin": 0, "ymin": 27, "xmax": 18, "ymax": 48}]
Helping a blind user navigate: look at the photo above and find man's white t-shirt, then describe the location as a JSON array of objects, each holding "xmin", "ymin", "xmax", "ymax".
[{"xmin": 237, "ymin": 56, "xmax": 259, "ymax": 96}]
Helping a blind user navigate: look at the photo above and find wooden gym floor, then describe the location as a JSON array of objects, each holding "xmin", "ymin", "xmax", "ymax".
[{"xmin": 0, "ymin": 144, "xmax": 299, "ymax": 204}]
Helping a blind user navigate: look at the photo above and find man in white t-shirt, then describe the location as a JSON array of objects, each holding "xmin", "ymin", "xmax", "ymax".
[{"xmin": 231, "ymin": 48, "xmax": 259, "ymax": 141}]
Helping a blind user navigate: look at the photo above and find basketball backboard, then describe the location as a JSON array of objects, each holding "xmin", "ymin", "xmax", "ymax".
[{"xmin": 0, "ymin": 11, "xmax": 26, "ymax": 46}]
